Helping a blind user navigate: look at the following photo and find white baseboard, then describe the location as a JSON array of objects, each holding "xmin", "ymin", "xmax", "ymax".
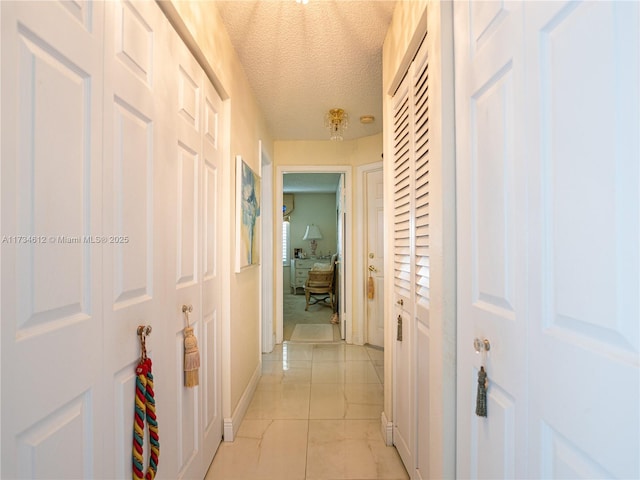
[
  {"xmin": 223, "ymin": 362, "xmax": 261, "ymax": 442},
  {"xmin": 381, "ymin": 411, "xmax": 393, "ymax": 446}
]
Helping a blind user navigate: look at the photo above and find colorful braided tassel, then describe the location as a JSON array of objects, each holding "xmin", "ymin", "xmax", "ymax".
[{"xmin": 132, "ymin": 358, "xmax": 159, "ymax": 480}]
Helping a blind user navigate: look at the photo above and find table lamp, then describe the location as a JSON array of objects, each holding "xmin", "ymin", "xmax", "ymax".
[{"xmin": 302, "ymin": 224, "xmax": 322, "ymax": 258}]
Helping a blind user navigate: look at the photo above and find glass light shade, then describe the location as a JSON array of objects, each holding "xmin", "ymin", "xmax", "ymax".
[{"xmin": 303, "ymin": 224, "xmax": 322, "ymax": 240}]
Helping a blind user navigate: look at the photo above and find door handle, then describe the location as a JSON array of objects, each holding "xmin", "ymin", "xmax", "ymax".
[
  {"xmin": 396, "ymin": 315, "xmax": 403, "ymax": 341},
  {"xmin": 473, "ymin": 338, "xmax": 491, "ymax": 352}
]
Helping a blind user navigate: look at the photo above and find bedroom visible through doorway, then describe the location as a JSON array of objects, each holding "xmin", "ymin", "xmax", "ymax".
[{"xmin": 282, "ymin": 172, "xmax": 341, "ymax": 342}]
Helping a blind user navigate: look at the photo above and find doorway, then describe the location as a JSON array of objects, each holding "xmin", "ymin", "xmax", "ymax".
[
  {"xmin": 282, "ymin": 172, "xmax": 341, "ymax": 341},
  {"xmin": 275, "ymin": 166, "xmax": 353, "ymax": 345}
]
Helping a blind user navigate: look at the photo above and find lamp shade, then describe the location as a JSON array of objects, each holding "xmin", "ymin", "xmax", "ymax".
[{"xmin": 302, "ymin": 224, "xmax": 322, "ymax": 240}]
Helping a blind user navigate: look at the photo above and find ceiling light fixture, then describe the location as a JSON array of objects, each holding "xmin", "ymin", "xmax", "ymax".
[
  {"xmin": 295, "ymin": 0, "xmax": 308, "ymax": 4},
  {"xmin": 324, "ymin": 108, "xmax": 349, "ymax": 141},
  {"xmin": 360, "ymin": 115, "xmax": 375, "ymax": 124}
]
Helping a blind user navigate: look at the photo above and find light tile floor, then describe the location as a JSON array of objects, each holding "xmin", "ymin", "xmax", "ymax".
[{"xmin": 205, "ymin": 342, "xmax": 408, "ymax": 480}]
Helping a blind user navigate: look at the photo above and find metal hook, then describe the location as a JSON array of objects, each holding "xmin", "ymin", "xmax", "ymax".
[
  {"xmin": 137, "ymin": 325, "xmax": 152, "ymax": 337},
  {"xmin": 182, "ymin": 305, "xmax": 193, "ymax": 327},
  {"xmin": 137, "ymin": 325, "xmax": 152, "ymax": 361}
]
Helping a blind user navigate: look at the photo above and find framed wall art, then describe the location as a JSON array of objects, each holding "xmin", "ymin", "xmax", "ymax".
[{"xmin": 235, "ymin": 155, "xmax": 261, "ymax": 272}]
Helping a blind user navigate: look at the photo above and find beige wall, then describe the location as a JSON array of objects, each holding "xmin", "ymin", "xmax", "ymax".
[
  {"xmin": 284, "ymin": 193, "xmax": 339, "ymax": 292},
  {"xmin": 290, "ymin": 193, "xmax": 338, "ymax": 258},
  {"xmin": 169, "ymin": 1, "xmax": 274, "ymax": 418},
  {"xmin": 382, "ymin": 0, "xmax": 429, "ymax": 95},
  {"xmin": 275, "ymin": 134, "xmax": 382, "ymax": 168}
]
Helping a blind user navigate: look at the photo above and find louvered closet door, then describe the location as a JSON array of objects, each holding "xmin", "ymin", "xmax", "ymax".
[
  {"xmin": 392, "ymin": 73, "xmax": 414, "ymax": 471},
  {"xmin": 411, "ymin": 41, "xmax": 431, "ymax": 480},
  {"xmin": 391, "ymin": 35, "xmax": 433, "ymax": 479}
]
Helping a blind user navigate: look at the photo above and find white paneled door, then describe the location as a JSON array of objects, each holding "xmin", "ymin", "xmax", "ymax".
[
  {"xmin": 1, "ymin": 3, "xmax": 105, "ymax": 478},
  {"xmin": 1, "ymin": 1, "xmax": 224, "ymax": 478},
  {"xmin": 200, "ymin": 61, "xmax": 224, "ymax": 470},
  {"xmin": 454, "ymin": 2, "xmax": 527, "ymax": 477},
  {"xmin": 168, "ymin": 32, "xmax": 224, "ymax": 478},
  {"xmin": 102, "ymin": 2, "xmax": 176, "ymax": 478},
  {"xmin": 455, "ymin": 1, "xmax": 639, "ymax": 478},
  {"xmin": 365, "ymin": 167, "xmax": 384, "ymax": 348}
]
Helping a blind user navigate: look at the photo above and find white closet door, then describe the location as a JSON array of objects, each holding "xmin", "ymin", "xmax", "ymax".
[
  {"xmin": 391, "ymin": 73, "xmax": 414, "ymax": 472},
  {"xmin": 454, "ymin": 1, "xmax": 528, "ymax": 477},
  {"xmin": 167, "ymin": 35, "xmax": 206, "ymax": 480},
  {"xmin": 201, "ymin": 70, "xmax": 224, "ymax": 464},
  {"xmin": 101, "ymin": 1, "xmax": 171, "ymax": 477},
  {"xmin": 455, "ymin": 1, "xmax": 639, "ymax": 478},
  {"xmin": 1, "ymin": 2, "xmax": 105, "ymax": 478},
  {"xmin": 391, "ymin": 34, "xmax": 436, "ymax": 478},
  {"xmin": 1, "ymin": 2, "xmax": 225, "ymax": 478},
  {"xmin": 411, "ymin": 40, "xmax": 431, "ymax": 480},
  {"xmin": 524, "ymin": 2, "xmax": 639, "ymax": 478},
  {"xmin": 166, "ymin": 29, "xmax": 224, "ymax": 479}
]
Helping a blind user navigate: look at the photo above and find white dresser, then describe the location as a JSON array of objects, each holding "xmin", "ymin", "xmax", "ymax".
[{"xmin": 290, "ymin": 258, "xmax": 330, "ymax": 294}]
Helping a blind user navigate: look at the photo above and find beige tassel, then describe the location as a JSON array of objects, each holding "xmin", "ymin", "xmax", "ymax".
[
  {"xmin": 184, "ymin": 326, "xmax": 200, "ymax": 387},
  {"xmin": 183, "ymin": 304, "xmax": 200, "ymax": 388},
  {"xmin": 367, "ymin": 275, "xmax": 374, "ymax": 299}
]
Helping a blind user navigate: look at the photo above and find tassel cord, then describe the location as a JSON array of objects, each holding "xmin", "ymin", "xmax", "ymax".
[
  {"xmin": 475, "ymin": 366, "xmax": 488, "ymax": 417},
  {"xmin": 132, "ymin": 358, "xmax": 160, "ymax": 480},
  {"xmin": 367, "ymin": 274, "xmax": 375, "ymax": 299},
  {"xmin": 183, "ymin": 306, "xmax": 200, "ymax": 388}
]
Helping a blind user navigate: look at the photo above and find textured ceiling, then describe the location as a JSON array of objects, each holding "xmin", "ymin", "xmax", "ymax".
[{"xmin": 215, "ymin": 0, "xmax": 397, "ymax": 141}]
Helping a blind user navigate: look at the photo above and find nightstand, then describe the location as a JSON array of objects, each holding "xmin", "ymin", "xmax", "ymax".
[{"xmin": 290, "ymin": 258, "xmax": 330, "ymax": 294}]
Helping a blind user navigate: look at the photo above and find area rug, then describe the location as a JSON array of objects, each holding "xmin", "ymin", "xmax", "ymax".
[{"xmin": 289, "ymin": 324, "xmax": 334, "ymax": 343}]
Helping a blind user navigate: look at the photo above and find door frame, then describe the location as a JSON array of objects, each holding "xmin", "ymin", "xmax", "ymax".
[
  {"xmin": 275, "ymin": 165, "xmax": 353, "ymax": 345},
  {"xmin": 355, "ymin": 161, "xmax": 383, "ymax": 346},
  {"xmin": 260, "ymin": 141, "xmax": 274, "ymax": 353}
]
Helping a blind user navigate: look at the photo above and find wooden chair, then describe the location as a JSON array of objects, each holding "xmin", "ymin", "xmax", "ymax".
[{"xmin": 304, "ymin": 258, "xmax": 335, "ymax": 311}]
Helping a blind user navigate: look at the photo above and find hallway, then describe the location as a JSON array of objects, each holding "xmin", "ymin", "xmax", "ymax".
[
  {"xmin": 205, "ymin": 342, "xmax": 408, "ymax": 480},
  {"xmin": 283, "ymin": 293, "xmax": 339, "ymax": 341}
]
